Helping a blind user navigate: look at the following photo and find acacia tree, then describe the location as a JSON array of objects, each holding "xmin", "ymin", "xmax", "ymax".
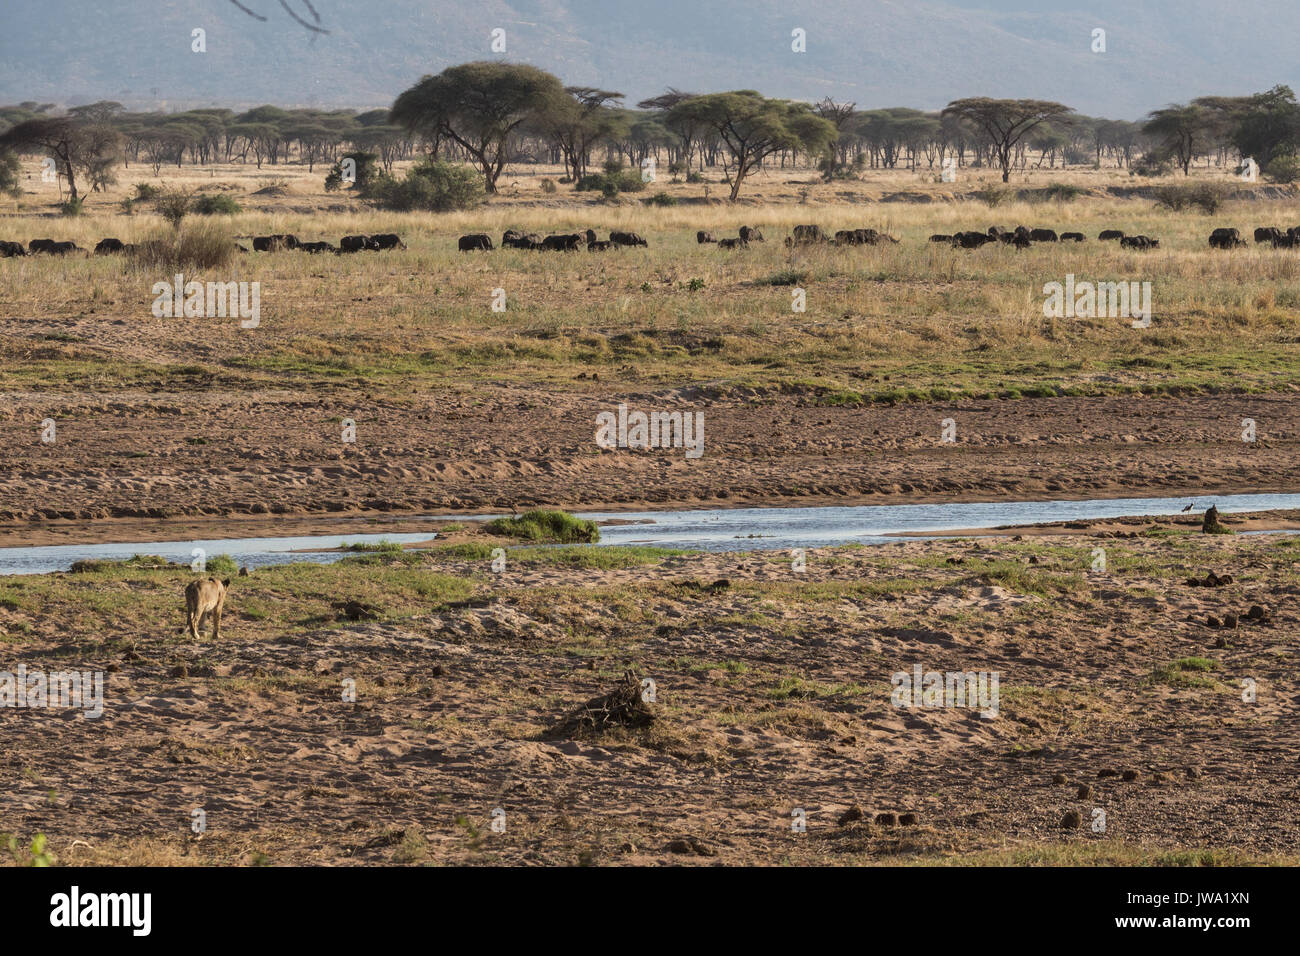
[
  {"xmin": 942, "ymin": 98, "xmax": 1073, "ymax": 182},
  {"xmin": 1143, "ymin": 104, "xmax": 1210, "ymax": 175},
  {"xmin": 390, "ymin": 62, "xmax": 566, "ymax": 193},
  {"xmin": 668, "ymin": 91, "xmax": 836, "ymax": 200},
  {"xmin": 0, "ymin": 118, "xmax": 82, "ymax": 198}
]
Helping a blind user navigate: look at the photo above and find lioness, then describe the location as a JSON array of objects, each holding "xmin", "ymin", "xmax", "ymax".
[{"xmin": 184, "ymin": 577, "xmax": 230, "ymax": 640}]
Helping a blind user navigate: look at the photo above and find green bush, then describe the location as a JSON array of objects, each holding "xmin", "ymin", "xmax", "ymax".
[
  {"xmin": 575, "ymin": 171, "xmax": 647, "ymax": 196},
  {"xmin": 151, "ymin": 188, "xmax": 192, "ymax": 227},
  {"xmin": 972, "ymin": 184, "xmax": 1013, "ymax": 207},
  {"xmin": 325, "ymin": 151, "xmax": 379, "ymax": 192},
  {"xmin": 643, "ymin": 191, "xmax": 678, "ymax": 207},
  {"xmin": 1265, "ymin": 155, "xmax": 1300, "ymax": 184},
  {"xmin": 0, "ymin": 150, "xmax": 20, "ymax": 198},
  {"xmin": 483, "ymin": 510, "xmax": 599, "ymax": 543},
  {"xmin": 59, "ymin": 197, "xmax": 84, "ymax": 216},
  {"xmin": 134, "ymin": 182, "xmax": 161, "ymax": 201},
  {"xmin": 365, "ymin": 160, "xmax": 483, "ymax": 212},
  {"xmin": 205, "ymin": 553, "xmax": 239, "ymax": 575},
  {"xmin": 1152, "ymin": 183, "xmax": 1227, "ymax": 214},
  {"xmin": 193, "ymin": 194, "xmax": 241, "ymax": 215}
]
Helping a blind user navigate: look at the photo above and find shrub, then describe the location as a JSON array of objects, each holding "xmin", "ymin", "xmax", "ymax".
[
  {"xmin": 365, "ymin": 159, "xmax": 483, "ymax": 212},
  {"xmin": 152, "ymin": 188, "xmax": 192, "ymax": 227},
  {"xmin": 193, "ymin": 193, "xmax": 241, "ymax": 215},
  {"xmin": 972, "ymin": 183, "xmax": 1013, "ymax": 207},
  {"xmin": 1265, "ymin": 155, "xmax": 1300, "ymax": 184},
  {"xmin": 204, "ymin": 553, "xmax": 239, "ymax": 575},
  {"xmin": 483, "ymin": 510, "xmax": 599, "ymax": 543},
  {"xmin": 59, "ymin": 197, "xmax": 83, "ymax": 216},
  {"xmin": 324, "ymin": 151, "xmax": 379, "ymax": 192},
  {"xmin": 643, "ymin": 191, "xmax": 678, "ymax": 207},
  {"xmin": 1152, "ymin": 183, "xmax": 1227, "ymax": 214},
  {"xmin": 129, "ymin": 220, "xmax": 235, "ymax": 270},
  {"xmin": 0, "ymin": 150, "xmax": 20, "ymax": 198},
  {"xmin": 1042, "ymin": 182, "xmax": 1084, "ymax": 202},
  {"xmin": 576, "ymin": 170, "xmax": 647, "ymax": 196},
  {"xmin": 539, "ymin": 177, "xmax": 557, "ymax": 194},
  {"xmin": 134, "ymin": 183, "xmax": 161, "ymax": 201}
]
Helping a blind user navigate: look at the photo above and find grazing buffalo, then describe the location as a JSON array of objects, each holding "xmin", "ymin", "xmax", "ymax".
[
  {"xmin": 502, "ymin": 229, "xmax": 541, "ymax": 249},
  {"xmin": 587, "ymin": 240, "xmax": 616, "ymax": 251},
  {"xmin": 584, "ymin": 229, "xmax": 598, "ymax": 245},
  {"xmin": 1209, "ymin": 228, "xmax": 1245, "ymax": 249},
  {"xmin": 1120, "ymin": 235, "xmax": 1159, "ymax": 249},
  {"xmin": 298, "ymin": 241, "xmax": 336, "ymax": 253},
  {"xmin": 1060, "ymin": 232, "xmax": 1086, "ymax": 242},
  {"xmin": 458, "ymin": 233, "xmax": 493, "ymax": 251},
  {"xmin": 31, "ymin": 239, "xmax": 81, "ymax": 255},
  {"xmin": 987, "ymin": 226, "xmax": 1007, "ymax": 238},
  {"xmin": 929, "ymin": 234, "xmax": 953, "ymax": 243},
  {"xmin": 952, "ymin": 231, "xmax": 994, "ymax": 249},
  {"xmin": 1029, "ymin": 228, "xmax": 1058, "ymax": 242},
  {"xmin": 696, "ymin": 231, "xmax": 717, "ymax": 244},
  {"xmin": 1098, "ymin": 229, "xmax": 1124, "ymax": 241},
  {"xmin": 1, "ymin": 240, "xmax": 28, "ymax": 257},
  {"xmin": 253, "ymin": 234, "xmax": 299, "ymax": 252},
  {"xmin": 739, "ymin": 225, "xmax": 764, "ymax": 242},
  {"xmin": 1254, "ymin": 227, "xmax": 1282, "ymax": 244},
  {"xmin": 610, "ymin": 231, "xmax": 647, "ymax": 247},
  {"xmin": 339, "ymin": 235, "xmax": 379, "ymax": 253},
  {"xmin": 789, "ymin": 224, "xmax": 826, "ymax": 244},
  {"xmin": 541, "ymin": 233, "xmax": 584, "ymax": 251},
  {"xmin": 94, "ymin": 238, "xmax": 125, "ymax": 255},
  {"xmin": 1274, "ymin": 229, "xmax": 1300, "ymax": 248},
  {"xmin": 718, "ymin": 237, "xmax": 747, "ymax": 250},
  {"xmin": 370, "ymin": 233, "xmax": 406, "ymax": 250}
]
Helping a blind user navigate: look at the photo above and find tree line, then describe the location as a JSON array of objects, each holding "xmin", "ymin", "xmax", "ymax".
[{"xmin": 2, "ymin": 61, "xmax": 1298, "ymax": 203}]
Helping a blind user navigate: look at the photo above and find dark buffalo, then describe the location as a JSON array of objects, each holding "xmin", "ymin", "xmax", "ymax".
[
  {"xmin": 1254, "ymin": 227, "xmax": 1282, "ymax": 244},
  {"xmin": 584, "ymin": 229, "xmax": 598, "ymax": 245},
  {"xmin": 929, "ymin": 234, "xmax": 953, "ymax": 243},
  {"xmin": 789, "ymin": 224, "xmax": 826, "ymax": 244},
  {"xmin": 610, "ymin": 231, "xmax": 647, "ymax": 247},
  {"xmin": 253, "ymin": 234, "xmax": 298, "ymax": 252},
  {"xmin": 718, "ymin": 237, "xmax": 747, "ymax": 250},
  {"xmin": 1029, "ymin": 228, "xmax": 1058, "ymax": 242},
  {"xmin": 458, "ymin": 234, "xmax": 494, "ymax": 251},
  {"xmin": 1120, "ymin": 235, "xmax": 1159, "ymax": 249},
  {"xmin": 1209, "ymin": 228, "xmax": 1245, "ymax": 249},
  {"xmin": 32, "ymin": 240, "xmax": 81, "ymax": 255},
  {"xmin": 298, "ymin": 241, "xmax": 337, "ymax": 253},
  {"xmin": 696, "ymin": 231, "xmax": 717, "ymax": 244},
  {"xmin": 587, "ymin": 240, "xmax": 616, "ymax": 252},
  {"xmin": 1098, "ymin": 229, "xmax": 1124, "ymax": 241},
  {"xmin": 987, "ymin": 226, "xmax": 1007, "ymax": 237},
  {"xmin": 1059, "ymin": 232, "xmax": 1086, "ymax": 242},
  {"xmin": 28, "ymin": 238, "xmax": 57, "ymax": 253},
  {"xmin": 370, "ymin": 233, "xmax": 406, "ymax": 250},
  {"xmin": 952, "ymin": 231, "xmax": 994, "ymax": 249},
  {"xmin": 502, "ymin": 229, "xmax": 541, "ymax": 249},
  {"xmin": 1, "ymin": 240, "xmax": 28, "ymax": 257},
  {"xmin": 541, "ymin": 233, "xmax": 584, "ymax": 251},
  {"xmin": 94, "ymin": 238, "xmax": 125, "ymax": 255},
  {"xmin": 739, "ymin": 225, "xmax": 764, "ymax": 242},
  {"xmin": 339, "ymin": 235, "xmax": 379, "ymax": 253}
]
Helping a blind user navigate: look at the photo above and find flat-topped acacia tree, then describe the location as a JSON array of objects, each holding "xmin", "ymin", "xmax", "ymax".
[
  {"xmin": 668, "ymin": 91, "xmax": 837, "ymax": 200},
  {"xmin": 942, "ymin": 98, "xmax": 1073, "ymax": 182},
  {"xmin": 390, "ymin": 61, "xmax": 567, "ymax": 194}
]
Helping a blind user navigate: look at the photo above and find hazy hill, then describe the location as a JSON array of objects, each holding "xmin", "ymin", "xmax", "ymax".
[{"xmin": 1, "ymin": 0, "xmax": 1296, "ymax": 118}]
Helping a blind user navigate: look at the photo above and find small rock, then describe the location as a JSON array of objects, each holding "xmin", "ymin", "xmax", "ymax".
[
  {"xmin": 1052, "ymin": 773, "xmax": 1068, "ymax": 785},
  {"xmin": 168, "ymin": 665, "xmax": 189, "ymax": 678},
  {"xmin": 1213, "ymin": 635, "xmax": 1227, "ymax": 649},
  {"xmin": 1077, "ymin": 784, "xmax": 1092, "ymax": 799},
  {"xmin": 1121, "ymin": 769, "xmax": 1140, "ymax": 782},
  {"xmin": 1061, "ymin": 809, "xmax": 1082, "ymax": 829},
  {"xmin": 105, "ymin": 662, "xmax": 121, "ymax": 673},
  {"xmin": 1206, "ymin": 615, "xmax": 1222, "ymax": 628},
  {"xmin": 1223, "ymin": 612, "xmax": 1238, "ymax": 629},
  {"xmin": 875, "ymin": 812, "xmax": 897, "ymax": 826},
  {"xmin": 1185, "ymin": 766, "xmax": 1201, "ymax": 779},
  {"xmin": 431, "ymin": 664, "xmax": 445, "ymax": 678},
  {"xmin": 1097, "ymin": 768, "xmax": 1119, "ymax": 778},
  {"xmin": 1246, "ymin": 604, "xmax": 1267, "ymax": 621},
  {"xmin": 899, "ymin": 812, "xmax": 919, "ymax": 826}
]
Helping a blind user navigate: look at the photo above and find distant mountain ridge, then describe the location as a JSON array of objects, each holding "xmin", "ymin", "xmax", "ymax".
[{"xmin": 0, "ymin": 0, "xmax": 1296, "ymax": 118}]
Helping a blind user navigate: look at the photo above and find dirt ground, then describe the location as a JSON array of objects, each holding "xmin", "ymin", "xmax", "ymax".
[
  {"xmin": 1, "ymin": 527, "xmax": 1296, "ymax": 866},
  {"xmin": 1, "ymin": 388, "xmax": 1297, "ymax": 547}
]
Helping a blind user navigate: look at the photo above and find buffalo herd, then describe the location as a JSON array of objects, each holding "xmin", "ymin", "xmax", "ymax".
[
  {"xmin": 7, "ymin": 222, "xmax": 1300, "ymax": 260},
  {"xmin": 460, "ymin": 228, "xmax": 649, "ymax": 252}
]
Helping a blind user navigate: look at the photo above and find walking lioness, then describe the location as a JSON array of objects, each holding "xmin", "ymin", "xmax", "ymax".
[{"xmin": 184, "ymin": 577, "xmax": 230, "ymax": 640}]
